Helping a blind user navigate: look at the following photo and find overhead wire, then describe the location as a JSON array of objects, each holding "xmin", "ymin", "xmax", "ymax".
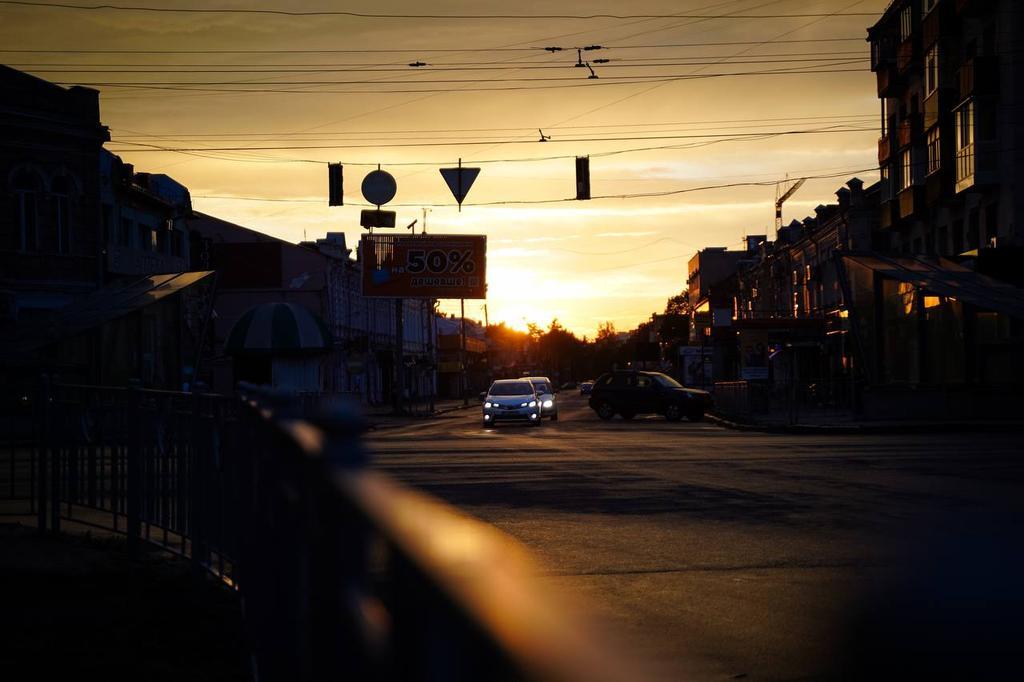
[
  {"xmin": 0, "ymin": 2, "xmax": 881, "ymax": 19},
  {"xmin": 107, "ymin": 113, "xmax": 878, "ymax": 140},
  {"xmin": 0, "ymin": 39, "xmax": 866, "ymax": 54}
]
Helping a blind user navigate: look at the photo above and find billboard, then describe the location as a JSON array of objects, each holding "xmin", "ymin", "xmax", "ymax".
[{"xmin": 361, "ymin": 234, "xmax": 486, "ymax": 299}]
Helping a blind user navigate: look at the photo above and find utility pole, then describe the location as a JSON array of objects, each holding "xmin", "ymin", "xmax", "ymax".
[
  {"xmin": 394, "ymin": 297, "xmax": 404, "ymax": 414},
  {"xmin": 461, "ymin": 298, "xmax": 468, "ymax": 406},
  {"xmin": 483, "ymin": 303, "xmax": 490, "ymax": 386},
  {"xmin": 426, "ymin": 298, "xmax": 436, "ymax": 413}
]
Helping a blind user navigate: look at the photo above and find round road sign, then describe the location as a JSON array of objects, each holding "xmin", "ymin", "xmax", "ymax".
[{"xmin": 361, "ymin": 170, "xmax": 397, "ymax": 205}]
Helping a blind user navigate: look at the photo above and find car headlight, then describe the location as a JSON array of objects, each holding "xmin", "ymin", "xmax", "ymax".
[
  {"xmin": 543, "ymin": 399, "xmax": 553, "ymax": 408},
  {"xmin": 528, "ymin": 400, "xmax": 538, "ymax": 407},
  {"xmin": 484, "ymin": 402, "xmax": 493, "ymax": 408}
]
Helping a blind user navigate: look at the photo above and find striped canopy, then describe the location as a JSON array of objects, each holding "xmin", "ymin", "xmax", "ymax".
[{"xmin": 225, "ymin": 302, "xmax": 332, "ymax": 355}]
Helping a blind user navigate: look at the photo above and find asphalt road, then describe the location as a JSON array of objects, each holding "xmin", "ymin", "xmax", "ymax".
[{"xmin": 366, "ymin": 393, "xmax": 1024, "ymax": 681}]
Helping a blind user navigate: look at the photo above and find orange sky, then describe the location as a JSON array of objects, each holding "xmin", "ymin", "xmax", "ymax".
[{"xmin": 2, "ymin": 0, "xmax": 887, "ymax": 336}]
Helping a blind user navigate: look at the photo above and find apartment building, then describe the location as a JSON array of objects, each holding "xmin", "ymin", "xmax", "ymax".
[{"xmin": 868, "ymin": 0, "xmax": 1024, "ymax": 258}]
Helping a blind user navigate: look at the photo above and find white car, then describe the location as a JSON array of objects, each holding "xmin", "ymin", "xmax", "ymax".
[
  {"xmin": 526, "ymin": 376, "xmax": 558, "ymax": 421},
  {"xmin": 482, "ymin": 379, "xmax": 542, "ymax": 428}
]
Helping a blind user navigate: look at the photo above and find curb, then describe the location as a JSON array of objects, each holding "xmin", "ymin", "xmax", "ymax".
[
  {"xmin": 706, "ymin": 412, "xmax": 1024, "ymax": 435},
  {"xmin": 366, "ymin": 401, "xmax": 476, "ymax": 430}
]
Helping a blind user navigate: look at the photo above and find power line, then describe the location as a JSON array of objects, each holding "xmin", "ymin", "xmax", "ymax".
[
  {"xmin": 110, "ymin": 120, "xmax": 876, "ymax": 144},
  {"xmin": 108, "ymin": 113, "xmax": 876, "ymax": 139},
  {"xmin": 108, "ymin": 126, "xmax": 874, "ymax": 153},
  {"xmin": 53, "ymin": 61, "xmax": 866, "ymax": 86},
  {"xmin": 5, "ymin": 53, "xmax": 869, "ymax": 69},
  {"xmin": 58, "ymin": 66, "xmax": 867, "ymax": 96},
  {"xmin": 20, "ymin": 57, "xmax": 870, "ymax": 74},
  {"xmin": 0, "ymin": 38, "xmax": 867, "ymax": 54},
  {"xmin": 105, "ymin": 126, "xmax": 879, "ymax": 166},
  {"xmin": 0, "ymin": 2, "xmax": 880, "ymax": 19}
]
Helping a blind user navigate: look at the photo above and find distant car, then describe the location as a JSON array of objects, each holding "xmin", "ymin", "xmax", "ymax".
[
  {"xmin": 579, "ymin": 380, "xmax": 595, "ymax": 396},
  {"xmin": 525, "ymin": 376, "xmax": 558, "ymax": 421},
  {"xmin": 560, "ymin": 381, "xmax": 576, "ymax": 391},
  {"xmin": 588, "ymin": 371, "xmax": 710, "ymax": 422},
  {"xmin": 482, "ymin": 379, "xmax": 542, "ymax": 427}
]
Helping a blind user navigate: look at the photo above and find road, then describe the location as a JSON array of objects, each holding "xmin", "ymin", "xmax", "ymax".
[{"xmin": 366, "ymin": 393, "xmax": 1024, "ymax": 681}]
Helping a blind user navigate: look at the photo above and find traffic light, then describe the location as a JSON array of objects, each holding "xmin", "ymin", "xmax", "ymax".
[
  {"xmin": 328, "ymin": 163, "xmax": 343, "ymax": 206},
  {"xmin": 575, "ymin": 156, "xmax": 590, "ymax": 200}
]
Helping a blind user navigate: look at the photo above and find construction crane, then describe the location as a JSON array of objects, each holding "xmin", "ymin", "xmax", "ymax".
[{"xmin": 775, "ymin": 177, "xmax": 806, "ymax": 233}]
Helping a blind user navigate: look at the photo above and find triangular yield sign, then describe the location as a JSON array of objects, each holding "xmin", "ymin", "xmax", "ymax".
[{"xmin": 439, "ymin": 167, "xmax": 481, "ymax": 205}]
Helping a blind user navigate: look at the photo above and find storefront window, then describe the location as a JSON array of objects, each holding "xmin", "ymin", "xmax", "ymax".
[
  {"xmin": 882, "ymin": 279, "xmax": 919, "ymax": 383},
  {"xmin": 924, "ymin": 296, "xmax": 964, "ymax": 384}
]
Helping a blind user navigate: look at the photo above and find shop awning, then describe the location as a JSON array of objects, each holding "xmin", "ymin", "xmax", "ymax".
[
  {"xmin": 842, "ymin": 254, "xmax": 1024, "ymax": 319},
  {"xmin": 225, "ymin": 302, "xmax": 332, "ymax": 355}
]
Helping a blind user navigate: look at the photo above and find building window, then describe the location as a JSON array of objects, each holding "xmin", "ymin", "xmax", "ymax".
[
  {"xmin": 925, "ymin": 45, "xmax": 939, "ymax": 95},
  {"xmin": 137, "ymin": 223, "xmax": 152, "ymax": 251},
  {"xmin": 955, "ymin": 100, "xmax": 975, "ymax": 186},
  {"xmin": 881, "ymin": 164, "xmax": 892, "ymax": 201},
  {"xmin": 899, "ymin": 149, "xmax": 913, "ymax": 191},
  {"xmin": 102, "ymin": 204, "xmax": 114, "ymax": 244},
  {"xmin": 171, "ymin": 230, "xmax": 183, "ymax": 257},
  {"xmin": 12, "ymin": 169, "xmax": 42, "ymax": 251},
  {"xmin": 120, "ymin": 217, "xmax": 133, "ymax": 246},
  {"xmin": 156, "ymin": 225, "xmax": 169, "ymax": 254},
  {"xmin": 51, "ymin": 175, "xmax": 74, "ymax": 254},
  {"xmin": 984, "ymin": 202, "xmax": 998, "ymax": 247},
  {"xmin": 899, "ymin": 5, "xmax": 913, "ymax": 42},
  {"xmin": 926, "ymin": 127, "xmax": 941, "ymax": 174},
  {"xmin": 967, "ymin": 207, "xmax": 980, "ymax": 251}
]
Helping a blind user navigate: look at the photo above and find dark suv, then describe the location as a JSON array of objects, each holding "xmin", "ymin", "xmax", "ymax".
[{"xmin": 588, "ymin": 370, "xmax": 711, "ymax": 422}]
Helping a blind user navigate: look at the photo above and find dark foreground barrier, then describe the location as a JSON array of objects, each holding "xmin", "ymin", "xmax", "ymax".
[{"xmin": 0, "ymin": 380, "xmax": 647, "ymax": 682}]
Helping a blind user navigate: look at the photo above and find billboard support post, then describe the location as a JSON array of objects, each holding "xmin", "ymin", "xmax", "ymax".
[
  {"xmin": 461, "ymin": 298, "xmax": 468, "ymax": 406},
  {"xmin": 394, "ymin": 298, "xmax": 404, "ymax": 415}
]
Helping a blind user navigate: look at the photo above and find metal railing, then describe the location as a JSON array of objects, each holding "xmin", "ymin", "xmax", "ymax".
[
  {"xmin": 1, "ymin": 379, "xmax": 647, "ymax": 682},
  {"xmin": 712, "ymin": 379, "xmax": 860, "ymax": 426}
]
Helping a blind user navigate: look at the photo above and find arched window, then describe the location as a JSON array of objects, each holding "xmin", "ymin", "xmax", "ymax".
[
  {"xmin": 12, "ymin": 169, "xmax": 42, "ymax": 252},
  {"xmin": 51, "ymin": 174, "xmax": 77, "ymax": 254}
]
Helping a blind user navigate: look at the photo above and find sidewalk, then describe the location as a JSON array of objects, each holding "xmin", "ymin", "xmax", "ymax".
[
  {"xmin": 362, "ymin": 398, "xmax": 475, "ymax": 430},
  {"xmin": 0, "ymin": 523, "xmax": 249, "ymax": 681},
  {"xmin": 707, "ymin": 411, "xmax": 1024, "ymax": 434}
]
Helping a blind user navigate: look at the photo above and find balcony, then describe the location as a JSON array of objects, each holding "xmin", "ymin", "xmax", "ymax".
[
  {"xmin": 922, "ymin": 7, "xmax": 940, "ymax": 47},
  {"xmin": 956, "ymin": 0, "xmax": 977, "ymax": 15},
  {"xmin": 898, "ymin": 187, "xmax": 919, "ymax": 219},
  {"xmin": 879, "ymin": 201, "xmax": 895, "ymax": 230},
  {"xmin": 923, "ymin": 89, "xmax": 940, "ymax": 129},
  {"xmin": 958, "ymin": 60, "xmax": 974, "ymax": 100},
  {"xmin": 897, "ymin": 39, "xmax": 915, "ymax": 73},
  {"xmin": 897, "ymin": 115, "xmax": 919, "ymax": 148},
  {"xmin": 876, "ymin": 63, "xmax": 898, "ymax": 97},
  {"xmin": 958, "ymin": 56, "xmax": 998, "ymax": 102},
  {"xmin": 955, "ymin": 143, "xmax": 975, "ymax": 193},
  {"xmin": 925, "ymin": 167, "xmax": 946, "ymax": 205},
  {"xmin": 878, "ymin": 134, "xmax": 892, "ymax": 164}
]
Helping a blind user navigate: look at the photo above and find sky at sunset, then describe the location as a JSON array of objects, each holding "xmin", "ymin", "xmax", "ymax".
[{"xmin": 2, "ymin": 0, "xmax": 887, "ymax": 336}]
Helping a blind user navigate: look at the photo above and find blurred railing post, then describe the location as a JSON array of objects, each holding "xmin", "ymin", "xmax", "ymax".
[
  {"xmin": 309, "ymin": 399, "xmax": 373, "ymax": 680},
  {"xmin": 190, "ymin": 391, "xmax": 207, "ymax": 575},
  {"xmin": 126, "ymin": 384, "xmax": 142, "ymax": 550},
  {"xmin": 36, "ymin": 375, "xmax": 50, "ymax": 534},
  {"xmin": 49, "ymin": 380, "xmax": 61, "ymax": 535}
]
